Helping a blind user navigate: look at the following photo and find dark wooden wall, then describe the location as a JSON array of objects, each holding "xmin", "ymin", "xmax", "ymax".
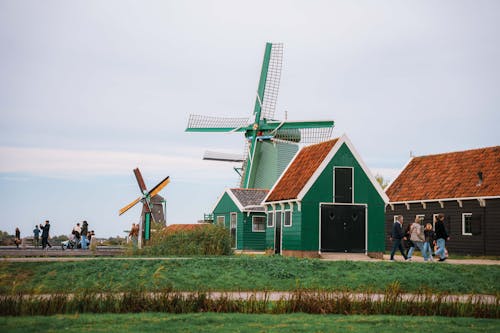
[{"xmin": 385, "ymin": 198, "xmax": 500, "ymax": 256}]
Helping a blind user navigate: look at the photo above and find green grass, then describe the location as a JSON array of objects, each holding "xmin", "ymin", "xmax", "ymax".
[
  {"xmin": 1, "ymin": 313, "xmax": 499, "ymax": 332},
  {"xmin": 1, "ymin": 256, "xmax": 499, "ymax": 294}
]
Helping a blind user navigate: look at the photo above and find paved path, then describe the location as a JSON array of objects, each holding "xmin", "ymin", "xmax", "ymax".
[
  {"xmin": 1, "ymin": 247, "xmax": 499, "ymax": 265},
  {"xmin": 3, "ymin": 291, "xmax": 497, "ymax": 305}
]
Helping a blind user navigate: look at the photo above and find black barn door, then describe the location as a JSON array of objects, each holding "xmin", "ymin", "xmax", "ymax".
[
  {"xmin": 274, "ymin": 212, "xmax": 282, "ymax": 254},
  {"xmin": 334, "ymin": 167, "xmax": 353, "ymax": 203},
  {"xmin": 321, "ymin": 204, "xmax": 366, "ymax": 253}
]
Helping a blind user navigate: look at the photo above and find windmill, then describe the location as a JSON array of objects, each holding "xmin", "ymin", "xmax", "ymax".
[
  {"xmin": 119, "ymin": 168, "xmax": 170, "ymax": 240},
  {"xmin": 186, "ymin": 43, "xmax": 335, "ymax": 189}
]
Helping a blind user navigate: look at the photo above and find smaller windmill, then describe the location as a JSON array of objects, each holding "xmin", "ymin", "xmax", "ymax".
[{"xmin": 119, "ymin": 168, "xmax": 170, "ymax": 240}]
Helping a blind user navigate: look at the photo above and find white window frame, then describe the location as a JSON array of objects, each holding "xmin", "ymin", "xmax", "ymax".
[
  {"xmin": 416, "ymin": 214, "xmax": 425, "ymax": 225},
  {"xmin": 432, "ymin": 213, "xmax": 440, "ymax": 230},
  {"xmin": 283, "ymin": 210, "xmax": 292, "ymax": 227},
  {"xmin": 252, "ymin": 216, "xmax": 266, "ymax": 232},
  {"xmin": 462, "ymin": 213, "xmax": 472, "ymax": 236},
  {"xmin": 267, "ymin": 211, "xmax": 274, "ymax": 228},
  {"xmin": 393, "ymin": 215, "xmax": 399, "ymax": 223},
  {"xmin": 216, "ymin": 216, "xmax": 225, "ymax": 226}
]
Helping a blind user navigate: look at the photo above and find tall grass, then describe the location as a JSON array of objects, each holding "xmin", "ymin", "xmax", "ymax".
[
  {"xmin": 1, "ymin": 289, "xmax": 498, "ymax": 318},
  {"xmin": 139, "ymin": 224, "xmax": 233, "ymax": 256}
]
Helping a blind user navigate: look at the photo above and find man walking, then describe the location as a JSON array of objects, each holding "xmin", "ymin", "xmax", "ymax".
[
  {"xmin": 390, "ymin": 215, "xmax": 408, "ymax": 261},
  {"xmin": 40, "ymin": 220, "xmax": 52, "ymax": 250},
  {"xmin": 434, "ymin": 213, "xmax": 450, "ymax": 261}
]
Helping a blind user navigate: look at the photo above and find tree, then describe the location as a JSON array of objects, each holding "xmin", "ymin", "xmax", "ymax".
[{"xmin": 375, "ymin": 174, "xmax": 390, "ymax": 189}]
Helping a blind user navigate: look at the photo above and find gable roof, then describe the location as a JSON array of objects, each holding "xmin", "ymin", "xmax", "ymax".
[
  {"xmin": 264, "ymin": 134, "xmax": 389, "ymax": 203},
  {"xmin": 386, "ymin": 146, "xmax": 500, "ymax": 202},
  {"xmin": 212, "ymin": 188, "xmax": 269, "ymax": 213}
]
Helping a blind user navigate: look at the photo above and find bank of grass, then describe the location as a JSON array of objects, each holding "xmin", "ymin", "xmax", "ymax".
[
  {"xmin": 1, "ymin": 313, "xmax": 499, "ymax": 333},
  {"xmin": 1, "ymin": 286, "xmax": 498, "ymax": 317},
  {"xmin": 1, "ymin": 256, "xmax": 499, "ymax": 295}
]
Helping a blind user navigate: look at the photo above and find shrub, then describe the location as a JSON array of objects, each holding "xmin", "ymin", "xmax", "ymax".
[{"xmin": 141, "ymin": 224, "xmax": 233, "ymax": 256}]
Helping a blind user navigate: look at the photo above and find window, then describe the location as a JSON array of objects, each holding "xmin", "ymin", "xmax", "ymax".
[
  {"xmin": 275, "ymin": 210, "xmax": 282, "ymax": 227},
  {"xmin": 216, "ymin": 216, "xmax": 225, "ymax": 226},
  {"xmin": 393, "ymin": 216, "xmax": 399, "ymax": 223},
  {"xmin": 252, "ymin": 216, "xmax": 266, "ymax": 232},
  {"xmin": 230, "ymin": 213, "xmax": 237, "ymax": 229},
  {"xmin": 267, "ymin": 211, "xmax": 274, "ymax": 227},
  {"xmin": 432, "ymin": 214, "xmax": 440, "ymax": 230},
  {"xmin": 462, "ymin": 213, "xmax": 472, "ymax": 236},
  {"xmin": 416, "ymin": 215, "xmax": 425, "ymax": 225},
  {"xmin": 284, "ymin": 210, "xmax": 292, "ymax": 227}
]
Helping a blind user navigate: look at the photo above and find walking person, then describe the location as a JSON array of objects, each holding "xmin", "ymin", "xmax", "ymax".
[
  {"xmin": 33, "ymin": 225, "xmax": 40, "ymax": 248},
  {"xmin": 15, "ymin": 227, "xmax": 21, "ymax": 249},
  {"xmin": 389, "ymin": 215, "xmax": 408, "ymax": 261},
  {"xmin": 81, "ymin": 221, "xmax": 88, "ymax": 250},
  {"xmin": 434, "ymin": 213, "xmax": 450, "ymax": 261},
  {"xmin": 422, "ymin": 223, "xmax": 435, "ymax": 262},
  {"xmin": 40, "ymin": 220, "xmax": 52, "ymax": 250},
  {"xmin": 407, "ymin": 217, "xmax": 425, "ymax": 261}
]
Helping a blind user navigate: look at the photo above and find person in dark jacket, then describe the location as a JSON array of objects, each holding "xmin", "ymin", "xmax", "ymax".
[
  {"xmin": 390, "ymin": 215, "xmax": 408, "ymax": 261},
  {"xmin": 40, "ymin": 220, "xmax": 52, "ymax": 250},
  {"xmin": 15, "ymin": 227, "xmax": 21, "ymax": 248},
  {"xmin": 434, "ymin": 213, "xmax": 449, "ymax": 261}
]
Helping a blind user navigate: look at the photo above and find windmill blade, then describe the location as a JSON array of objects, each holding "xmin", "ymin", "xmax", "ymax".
[
  {"xmin": 263, "ymin": 120, "xmax": 335, "ymax": 144},
  {"xmin": 203, "ymin": 151, "xmax": 245, "ymax": 162},
  {"xmin": 119, "ymin": 196, "xmax": 142, "ymax": 216},
  {"xmin": 186, "ymin": 114, "xmax": 250, "ymax": 132},
  {"xmin": 148, "ymin": 176, "xmax": 170, "ymax": 198},
  {"xmin": 260, "ymin": 43, "xmax": 283, "ymax": 121},
  {"xmin": 133, "ymin": 168, "xmax": 148, "ymax": 194}
]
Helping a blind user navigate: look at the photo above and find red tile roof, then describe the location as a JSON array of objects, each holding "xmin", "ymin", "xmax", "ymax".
[
  {"xmin": 265, "ymin": 138, "xmax": 339, "ymax": 202},
  {"xmin": 386, "ymin": 146, "xmax": 500, "ymax": 202}
]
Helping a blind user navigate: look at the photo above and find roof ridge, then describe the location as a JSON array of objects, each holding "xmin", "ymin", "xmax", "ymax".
[{"xmin": 412, "ymin": 145, "xmax": 499, "ymax": 159}]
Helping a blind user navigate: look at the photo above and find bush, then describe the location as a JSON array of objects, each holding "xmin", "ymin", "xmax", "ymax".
[{"xmin": 142, "ymin": 224, "xmax": 233, "ymax": 256}]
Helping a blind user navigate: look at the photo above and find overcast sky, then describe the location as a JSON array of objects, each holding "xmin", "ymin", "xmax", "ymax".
[{"xmin": 1, "ymin": 0, "xmax": 499, "ymax": 238}]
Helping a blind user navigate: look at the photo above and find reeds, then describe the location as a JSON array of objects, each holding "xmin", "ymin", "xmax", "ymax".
[{"xmin": 1, "ymin": 288, "xmax": 498, "ymax": 318}]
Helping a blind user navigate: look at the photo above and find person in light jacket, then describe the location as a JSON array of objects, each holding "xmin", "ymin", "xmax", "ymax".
[{"xmin": 407, "ymin": 217, "xmax": 426, "ymax": 261}]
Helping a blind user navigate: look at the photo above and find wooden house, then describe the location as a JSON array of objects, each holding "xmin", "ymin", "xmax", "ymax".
[
  {"xmin": 385, "ymin": 146, "xmax": 500, "ymax": 256},
  {"xmin": 262, "ymin": 134, "xmax": 389, "ymax": 258},
  {"xmin": 212, "ymin": 188, "xmax": 269, "ymax": 251}
]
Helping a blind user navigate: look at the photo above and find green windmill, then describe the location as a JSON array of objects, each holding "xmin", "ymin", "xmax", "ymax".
[{"xmin": 186, "ymin": 43, "xmax": 335, "ymax": 189}]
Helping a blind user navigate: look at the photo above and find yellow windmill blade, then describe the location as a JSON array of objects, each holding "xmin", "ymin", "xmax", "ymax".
[
  {"xmin": 149, "ymin": 176, "xmax": 170, "ymax": 198},
  {"xmin": 119, "ymin": 196, "xmax": 142, "ymax": 216}
]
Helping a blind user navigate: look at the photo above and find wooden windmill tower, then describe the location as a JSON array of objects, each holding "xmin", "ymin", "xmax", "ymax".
[
  {"xmin": 186, "ymin": 43, "xmax": 335, "ymax": 189},
  {"xmin": 119, "ymin": 168, "xmax": 170, "ymax": 241}
]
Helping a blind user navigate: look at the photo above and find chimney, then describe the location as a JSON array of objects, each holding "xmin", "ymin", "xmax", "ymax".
[{"xmin": 477, "ymin": 171, "xmax": 483, "ymax": 186}]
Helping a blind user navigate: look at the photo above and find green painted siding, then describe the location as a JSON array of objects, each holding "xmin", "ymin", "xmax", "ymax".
[
  {"xmin": 212, "ymin": 192, "xmax": 266, "ymax": 251},
  {"xmin": 300, "ymin": 142, "xmax": 386, "ymax": 252}
]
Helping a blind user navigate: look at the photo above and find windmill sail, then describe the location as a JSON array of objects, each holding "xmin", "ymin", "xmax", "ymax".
[
  {"xmin": 185, "ymin": 43, "xmax": 335, "ymax": 190},
  {"xmin": 186, "ymin": 114, "xmax": 250, "ymax": 132},
  {"xmin": 260, "ymin": 43, "xmax": 283, "ymax": 121}
]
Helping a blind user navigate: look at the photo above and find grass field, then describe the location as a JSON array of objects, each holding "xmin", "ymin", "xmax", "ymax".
[
  {"xmin": 1, "ymin": 256, "xmax": 499, "ymax": 294},
  {"xmin": 1, "ymin": 313, "xmax": 499, "ymax": 332}
]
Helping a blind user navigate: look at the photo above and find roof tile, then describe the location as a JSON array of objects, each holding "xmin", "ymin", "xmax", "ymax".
[
  {"xmin": 386, "ymin": 146, "xmax": 500, "ymax": 202},
  {"xmin": 266, "ymin": 138, "xmax": 339, "ymax": 202}
]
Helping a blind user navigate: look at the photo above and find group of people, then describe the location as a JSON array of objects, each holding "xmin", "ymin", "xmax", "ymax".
[
  {"xmin": 14, "ymin": 220, "xmax": 95, "ymax": 251},
  {"xmin": 65, "ymin": 221, "xmax": 95, "ymax": 250},
  {"xmin": 29, "ymin": 220, "xmax": 52, "ymax": 250},
  {"xmin": 390, "ymin": 213, "xmax": 450, "ymax": 262}
]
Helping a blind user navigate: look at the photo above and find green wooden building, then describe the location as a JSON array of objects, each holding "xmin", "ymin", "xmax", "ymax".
[
  {"xmin": 212, "ymin": 188, "xmax": 269, "ymax": 251},
  {"xmin": 263, "ymin": 134, "xmax": 389, "ymax": 258}
]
